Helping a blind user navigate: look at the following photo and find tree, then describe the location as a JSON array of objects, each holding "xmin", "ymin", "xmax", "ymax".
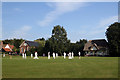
[
  {"xmin": 44, "ymin": 39, "xmax": 54, "ymax": 53},
  {"xmin": 3, "ymin": 38, "xmax": 24, "ymax": 49},
  {"xmin": 13, "ymin": 38, "xmax": 24, "ymax": 48},
  {"xmin": 76, "ymin": 39, "xmax": 87, "ymax": 56},
  {"xmin": 46, "ymin": 25, "xmax": 70, "ymax": 55},
  {"xmin": 29, "ymin": 47, "xmax": 36, "ymax": 56},
  {"xmin": 65, "ymin": 39, "xmax": 87, "ymax": 56},
  {"xmin": 13, "ymin": 46, "xmax": 17, "ymax": 52},
  {"xmin": 34, "ymin": 38, "xmax": 45, "ymax": 47},
  {"xmin": 3, "ymin": 39, "xmax": 13, "ymax": 44},
  {"xmin": 106, "ymin": 22, "xmax": 120, "ymax": 57},
  {"xmin": 34, "ymin": 38, "xmax": 46, "ymax": 56}
]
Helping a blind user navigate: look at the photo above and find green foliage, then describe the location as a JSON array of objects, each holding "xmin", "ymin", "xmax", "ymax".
[
  {"xmin": 66, "ymin": 39, "xmax": 87, "ymax": 56},
  {"xmin": 5, "ymin": 52, "xmax": 8, "ymax": 54},
  {"xmin": 16, "ymin": 49, "xmax": 20, "ymax": 53},
  {"xmin": 26, "ymin": 51, "xmax": 31, "ymax": 56},
  {"xmin": 2, "ymin": 25, "xmax": 87, "ymax": 56},
  {"xmin": 34, "ymin": 38, "xmax": 45, "ymax": 47},
  {"xmin": 76, "ymin": 39, "xmax": 87, "ymax": 56},
  {"xmin": 13, "ymin": 38, "xmax": 24, "ymax": 48},
  {"xmin": 36, "ymin": 45, "xmax": 44, "ymax": 56},
  {"xmin": 44, "ymin": 25, "xmax": 70, "ymax": 55},
  {"xmin": 12, "ymin": 46, "xmax": 17, "ymax": 52},
  {"xmin": 106, "ymin": 22, "xmax": 120, "ymax": 57},
  {"xmin": 43, "ymin": 25, "xmax": 87, "ymax": 56},
  {"xmin": 3, "ymin": 38, "xmax": 24, "ymax": 48},
  {"xmin": 29, "ymin": 47, "xmax": 36, "ymax": 54}
]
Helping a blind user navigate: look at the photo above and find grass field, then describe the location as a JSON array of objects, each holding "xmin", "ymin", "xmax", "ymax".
[{"xmin": 2, "ymin": 56, "xmax": 118, "ymax": 78}]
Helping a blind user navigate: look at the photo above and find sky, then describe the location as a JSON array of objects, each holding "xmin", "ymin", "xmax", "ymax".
[{"xmin": 2, "ymin": 2, "xmax": 118, "ymax": 43}]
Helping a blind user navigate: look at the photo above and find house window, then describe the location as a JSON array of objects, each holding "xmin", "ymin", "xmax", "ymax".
[
  {"xmin": 24, "ymin": 49, "xmax": 26, "ymax": 52},
  {"xmin": 91, "ymin": 46, "xmax": 97, "ymax": 50},
  {"xmin": 22, "ymin": 48, "xmax": 24, "ymax": 52},
  {"xmin": 27, "ymin": 47, "xmax": 29, "ymax": 51},
  {"xmin": 24, "ymin": 43, "xmax": 27, "ymax": 46},
  {"xmin": 93, "ymin": 46, "xmax": 97, "ymax": 50}
]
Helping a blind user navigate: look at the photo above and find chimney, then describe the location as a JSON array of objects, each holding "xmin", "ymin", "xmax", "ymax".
[
  {"xmin": 89, "ymin": 40, "xmax": 92, "ymax": 42},
  {"xmin": 0, "ymin": 41, "xmax": 3, "ymax": 46},
  {"xmin": 0, "ymin": 41, "xmax": 3, "ymax": 48}
]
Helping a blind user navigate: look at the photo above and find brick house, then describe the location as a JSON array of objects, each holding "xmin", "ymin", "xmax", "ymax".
[
  {"xmin": 0, "ymin": 41, "xmax": 14, "ymax": 52},
  {"xmin": 83, "ymin": 39, "xmax": 109, "ymax": 56},
  {"xmin": 19, "ymin": 41, "xmax": 39, "ymax": 54}
]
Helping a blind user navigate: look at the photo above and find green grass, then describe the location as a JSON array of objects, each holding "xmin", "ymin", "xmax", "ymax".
[{"xmin": 2, "ymin": 56, "xmax": 118, "ymax": 78}]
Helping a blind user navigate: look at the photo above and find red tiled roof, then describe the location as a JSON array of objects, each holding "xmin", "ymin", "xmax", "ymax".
[
  {"xmin": 3, "ymin": 48, "xmax": 12, "ymax": 52},
  {"xmin": 2, "ymin": 44, "xmax": 14, "ymax": 49},
  {"xmin": 8, "ymin": 44, "xmax": 14, "ymax": 49}
]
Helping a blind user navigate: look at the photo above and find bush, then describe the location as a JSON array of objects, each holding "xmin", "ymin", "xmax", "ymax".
[{"xmin": 26, "ymin": 51, "xmax": 31, "ymax": 56}]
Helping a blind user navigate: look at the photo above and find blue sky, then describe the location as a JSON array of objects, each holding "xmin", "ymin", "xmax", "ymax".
[{"xmin": 2, "ymin": 2, "xmax": 118, "ymax": 42}]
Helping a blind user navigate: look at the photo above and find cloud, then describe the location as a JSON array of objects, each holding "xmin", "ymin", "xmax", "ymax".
[
  {"xmin": 99, "ymin": 16, "xmax": 118, "ymax": 28},
  {"xmin": 69, "ymin": 15, "xmax": 118, "ymax": 42},
  {"xmin": 14, "ymin": 8, "xmax": 23, "ymax": 12},
  {"xmin": 38, "ymin": 2, "xmax": 87, "ymax": 27},
  {"xmin": 11, "ymin": 25, "xmax": 31, "ymax": 39},
  {"xmin": 86, "ymin": 15, "xmax": 118, "ymax": 37}
]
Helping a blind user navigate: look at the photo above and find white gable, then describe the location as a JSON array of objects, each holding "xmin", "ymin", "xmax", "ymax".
[
  {"xmin": 24, "ymin": 43, "xmax": 27, "ymax": 46},
  {"xmin": 93, "ymin": 46, "xmax": 97, "ymax": 50},
  {"xmin": 5, "ymin": 44, "xmax": 10, "ymax": 49},
  {"xmin": 91, "ymin": 46, "xmax": 97, "ymax": 50}
]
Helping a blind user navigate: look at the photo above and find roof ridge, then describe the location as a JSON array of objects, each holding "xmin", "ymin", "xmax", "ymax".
[
  {"xmin": 25, "ymin": 40, "xmax": 38, "ymax": 43},
  {"xmin": 92, "ymin": 39, "xmax": 106, "ymax": 41}
]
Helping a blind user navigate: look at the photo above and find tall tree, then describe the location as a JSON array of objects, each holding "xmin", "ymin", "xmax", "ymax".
[
  {"xmin": 106, "ymin": 22, "xmax": 120, "ymax": 57},
  {"xmin": 47, "ymin": 25, "xmax": 70, "ymax": 55}
]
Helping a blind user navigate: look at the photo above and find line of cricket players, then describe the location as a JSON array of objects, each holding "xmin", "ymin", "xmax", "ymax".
[{"xmin": 48, "ymin": 52, "xmax": 81, "ymax": 59}]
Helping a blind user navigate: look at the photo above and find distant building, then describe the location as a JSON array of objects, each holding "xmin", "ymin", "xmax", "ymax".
[
  {"xmin": 83, "ymin": 39, "xmax": 109, "ymax": 56},
  {"xmin": 0, "ymin": 41, "xmax": 14, "ymax": 52},
  {"xmin": 0, "ymin": 41, "xmax": 3, "ymax": 51},
  {"xmin": 19, "ymin": 41, "xmax": 39, "ymax": 54}
]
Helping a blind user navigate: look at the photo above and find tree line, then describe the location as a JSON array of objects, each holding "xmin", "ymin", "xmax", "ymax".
[
  {"xmin": 2, "ymin": 25, "xmax": 87, "ymax": 56},
  {"xmin": 2, "ymin": 22, "xmax": 120, "ymax": 57}
]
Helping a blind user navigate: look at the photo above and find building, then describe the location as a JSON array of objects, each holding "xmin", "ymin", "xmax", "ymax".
[
  {"xmin": 0, "ymin": 41, "xmax": 14, "ymax": 52},
  {"xmin": 19, "ymin": 41, "xmax": 39, "ymax": 53},
  {"xmin": 0, "ymin": 41, "xmax": 3, "ymax": 51},
  {"xmin": 83, "ymin": 39, "xmax": 109, "ymax": 56}
]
